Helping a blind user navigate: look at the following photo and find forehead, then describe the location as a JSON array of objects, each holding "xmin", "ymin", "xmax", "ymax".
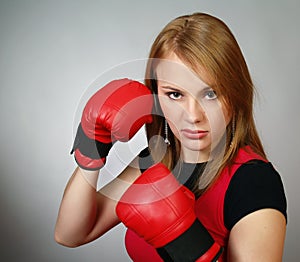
[{"xmin": 155, "ymin": 55, "xmax": 210, "ymax": 93}]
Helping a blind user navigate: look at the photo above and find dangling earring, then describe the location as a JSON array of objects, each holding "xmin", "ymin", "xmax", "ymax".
[
  {"xmin": 164, "ymin": 119, "xmax": 170, "ymax": 146},
  {"xmin": 230, "ymin": 117, "xmax": 235, "ymax": 148}
]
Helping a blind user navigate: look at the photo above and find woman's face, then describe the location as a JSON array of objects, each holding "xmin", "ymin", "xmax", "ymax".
[{"xmin": 155, "ymin": 53, "xmax": 231, "ymax": 163}]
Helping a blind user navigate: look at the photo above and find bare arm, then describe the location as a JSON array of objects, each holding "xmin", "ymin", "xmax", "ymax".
[
  {"xmin": 54, "ymin": 158, "xmax": 141, "ymax": 247},
  {"xmin": 227, "ymin": 208, "xmax": 286, "ymax": 261}
]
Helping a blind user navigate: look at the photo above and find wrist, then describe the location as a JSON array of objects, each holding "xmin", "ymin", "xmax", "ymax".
[
  {"xmin": 78, "ymin": 167, "xmax": 100, "ymax": 190},
  {"xmin": 71, "ymin": 123, "xmax": 113, "ymax": 170}
]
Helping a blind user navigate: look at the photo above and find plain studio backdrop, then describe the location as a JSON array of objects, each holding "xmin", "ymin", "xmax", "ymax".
[{"xmin": 0, "ymin": 0, "xmax": 299, "ymax": 261}]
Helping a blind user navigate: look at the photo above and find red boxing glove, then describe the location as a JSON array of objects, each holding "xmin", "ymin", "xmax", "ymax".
[
  {"xmin": 71, "ymin": 78, "xmax": 153, "ymax": 170},
  {"xmin": 116, "ymin": 163, "xmax": 223, "ymax": 261}
]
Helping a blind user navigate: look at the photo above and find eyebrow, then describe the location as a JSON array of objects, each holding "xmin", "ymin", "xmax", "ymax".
[
  {"xmin": 159, "ymin": 86, "xmax": 182, "ymax": 92},
  {"xmin": 159, "ymin": 85, "xmax": 213, "ymax": 93}
]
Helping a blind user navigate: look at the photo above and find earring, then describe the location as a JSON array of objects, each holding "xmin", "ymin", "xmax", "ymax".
[
  {"xmin": 164, "ymin": 119, "xmax": 170, "ymax": 146},
  {"xmin": 230, "ymin": 117, "xmax": 235, "ymax": 148}
]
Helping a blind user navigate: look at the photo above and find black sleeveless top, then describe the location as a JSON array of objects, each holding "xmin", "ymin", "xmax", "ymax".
[{"xmin": 138, "ymin": 147, "xmax": 287, "ymax": 229}]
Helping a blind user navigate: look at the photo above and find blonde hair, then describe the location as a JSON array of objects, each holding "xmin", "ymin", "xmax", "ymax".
[{"xmin": 144, "ymin": 13, "xmax": 266, "ymax": 195}]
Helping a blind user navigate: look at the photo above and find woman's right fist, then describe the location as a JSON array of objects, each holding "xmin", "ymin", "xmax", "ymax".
[{"xmin": 71, "ymin": 78, "xmax": 153, "ymax": 170}]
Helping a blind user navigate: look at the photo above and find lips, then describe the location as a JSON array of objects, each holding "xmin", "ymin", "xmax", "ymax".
[{"xmin": 181, "ymin": 129, "xmax": 208, "ymax": 139}]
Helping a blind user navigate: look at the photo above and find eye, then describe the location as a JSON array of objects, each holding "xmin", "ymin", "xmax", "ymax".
[
  {"xmin": 167, "ymin": 92, "xmax": 183, "ymax": 100},
  {"xmin": 204, "ymin": 90, "xmax": 217, "ymax": 100}
]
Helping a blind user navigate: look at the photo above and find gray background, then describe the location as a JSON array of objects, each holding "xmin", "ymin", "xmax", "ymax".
[{"xmin": 0, "ymin": 0, "xmax": 299, "ymax": 261}]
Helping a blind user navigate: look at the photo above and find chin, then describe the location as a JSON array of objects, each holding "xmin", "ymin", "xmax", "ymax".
[{"xmin": 182, "ymin": 140, "xmax": 211, "ymax": 153}]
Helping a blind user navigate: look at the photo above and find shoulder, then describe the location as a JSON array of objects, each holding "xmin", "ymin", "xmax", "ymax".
[
  {"xmin": 137, "ymin": 147, "xmax": 155, "ymax": 172},
  {"xmin": 119, "ymin": 156, "xmax": 142, "ymax": 181},
  {"xmin": 117, "ymin": 147, "xmax": 153, "ymax": 183},
  {"xmin": 224, "ymin": 160, "xmax": 287, "ymax": 230},
  {"xmin": 230, "ymin": 160, "xmax": 284, "ymax": 189}
]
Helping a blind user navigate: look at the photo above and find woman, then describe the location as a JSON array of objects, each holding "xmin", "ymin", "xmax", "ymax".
[{"xmin": 55, "ymin": 13, "xmax": 287, "ymax": 261}]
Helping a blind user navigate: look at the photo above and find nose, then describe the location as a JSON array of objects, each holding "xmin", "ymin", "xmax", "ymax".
[{"xmin": 185, "ymin": 98, "xmax": 205, "ymax": 123}]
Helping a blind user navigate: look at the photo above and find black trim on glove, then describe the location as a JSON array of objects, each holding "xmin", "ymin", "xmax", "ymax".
[
  {"xmin": 157, "ymin": 219, "xmax": 222, "ymax": 262},
  {"xmin": 70, "ymin": 123, "xmax": 113, "ymax": 159}
]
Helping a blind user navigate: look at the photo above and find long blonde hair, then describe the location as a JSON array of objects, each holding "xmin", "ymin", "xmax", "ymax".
[{"xmin": 144, "ymin": 13, "xmax": 266, "ymax": 195}]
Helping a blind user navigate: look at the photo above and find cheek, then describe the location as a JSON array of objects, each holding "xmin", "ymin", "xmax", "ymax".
[
  {"xmin": 158, "ymin": 97, "xmax": 183, "ymax": 134},
  {"xmin": 161, "ymin": 104, "xmax": 183, "ymax": 125},
  {"xmin": 204, "ymin": 102, "xmax": 229, "ymax": 137},
  {"xmin": 158, "ymin": 96, "xmax": 180, "ymax": 118},
  {"xmin": 221, "ymin": 101, "xmax": 232, "ymax": 126}
]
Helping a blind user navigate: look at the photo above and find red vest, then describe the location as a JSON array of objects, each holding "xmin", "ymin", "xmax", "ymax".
[{"xmin": 124, "ymin": 146, "xmax": 266, "ymax": 261}]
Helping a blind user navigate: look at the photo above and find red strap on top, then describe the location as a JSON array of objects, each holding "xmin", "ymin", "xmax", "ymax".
[
  {"xmin": 125, "ymin": 229, "xmax": 163, "ymax": 262},
  {"xmin": 196, "ymin": 242, "xmax": 222, "ymax": 262}
]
